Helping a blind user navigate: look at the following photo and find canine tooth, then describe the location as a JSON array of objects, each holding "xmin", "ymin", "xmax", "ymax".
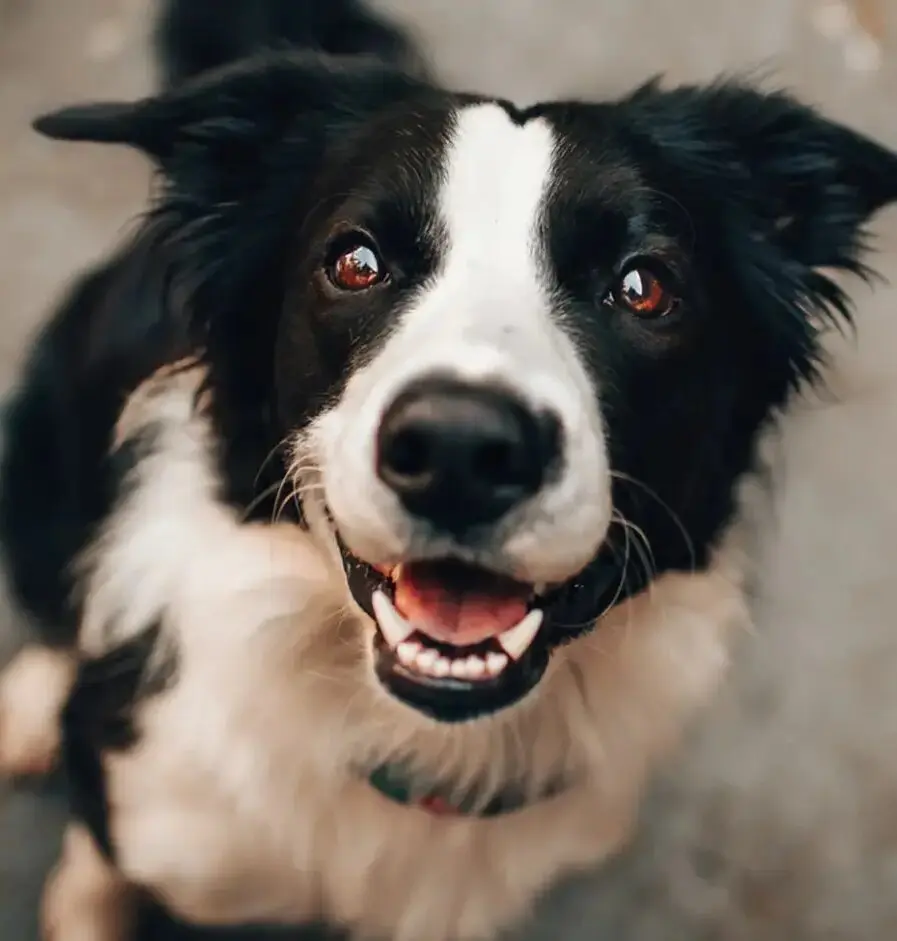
[
  {"xmin": 450, "ymin": 659, "xmax": 470, "ymax": 679},
  {"xmin": 397, "ymin": 641, "xmax": 420, "ymax": 666},
  {"xmin": 486, "ymin": 652, "xmax": 509, "ymax": 676},
  {"xmin": 498, "ymin": 609, "xmax": 544, "ymax": 660},
  {"xmin": 432, "ymin": 657, "xmax": 451, "ymax": 678},
  {"xmin": 466, "ymin": 656, "xmax": 486, "ymax": 679},
  {"xmin": 372, "ymin": 590, "xmax": 414, "ymax": 647}
]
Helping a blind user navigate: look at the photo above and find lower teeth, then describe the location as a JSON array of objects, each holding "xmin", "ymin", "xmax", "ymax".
[{"xmin": 395, "ymin": 640, "xmax": 509, "ymax": 681}]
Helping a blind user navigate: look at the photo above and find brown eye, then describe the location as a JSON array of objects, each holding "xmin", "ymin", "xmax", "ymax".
[
  {"xmin": 613, "ymin": 266, "xmax": 677, "ymax": 318},
  {"xmin": 328, "ymin": 243, "xmax": 385, "ymax": 292}
]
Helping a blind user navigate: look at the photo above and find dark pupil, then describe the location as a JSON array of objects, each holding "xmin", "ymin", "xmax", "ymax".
[{"xmin": 347, "ymin": 246, "xmax": 378, "ymax": 281}]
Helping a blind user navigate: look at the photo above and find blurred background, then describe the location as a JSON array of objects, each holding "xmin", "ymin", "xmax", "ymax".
[{"xmin": 1, "ymin": 1, "xmax": 896, "ymax": 939}]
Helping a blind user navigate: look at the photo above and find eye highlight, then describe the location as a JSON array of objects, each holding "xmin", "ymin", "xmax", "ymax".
[
  {"xmin": 325, "ymin": 237, "xmax": 387, "ymax": 292},
  {"xmin": 606, "ymin": 263, "xmax": 679, "ymax": 319}
]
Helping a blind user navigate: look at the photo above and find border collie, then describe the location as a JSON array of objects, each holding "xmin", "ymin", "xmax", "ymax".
[{"xmin": 1, "ymin": 1, "xmax": 896, "ymax": 939}]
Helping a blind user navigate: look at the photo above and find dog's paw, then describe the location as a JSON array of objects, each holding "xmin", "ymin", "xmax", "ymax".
[
  {"xmin": 42, "ymin": 824, "xmax": 135, "ymax": 941},
  {"xmin": 0, "ymin": 646, "xmax": 75, "ymax": 778},
  {"xmin": 42, "ymin": 886, "xmax": 132, "ymax": 941}
]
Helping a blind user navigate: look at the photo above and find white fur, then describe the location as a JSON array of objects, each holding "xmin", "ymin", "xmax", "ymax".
[
  {"xmin": 46, "ymin": 363, "xmax": 751, "ymax": 941},
  {"xmin": 310, "ymin": 102, "xmax": 612, "ymax": 584}
]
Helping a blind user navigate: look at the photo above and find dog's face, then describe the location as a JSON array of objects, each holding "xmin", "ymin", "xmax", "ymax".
[
  {"xmin": 37, "ymin": 55, "xmax": 897, "ymax": 725},
  {"xmin": 287, "ymin": 100, "xmax": 623, "ymax": 721}
]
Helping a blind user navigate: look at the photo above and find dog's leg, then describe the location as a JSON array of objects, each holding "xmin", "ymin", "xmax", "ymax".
[
  {"xmin": 42, "ymin": 823, "xmax": 135, "ymax": 941},
  {"xmin": 0, "ymin": 644, "xmax": 76, "ymax": 777}
]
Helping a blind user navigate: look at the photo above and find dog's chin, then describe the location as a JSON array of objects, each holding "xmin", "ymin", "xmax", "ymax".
[{"xmin": 336, "ymin": 538, "xmax": 576, "ymax": 723}]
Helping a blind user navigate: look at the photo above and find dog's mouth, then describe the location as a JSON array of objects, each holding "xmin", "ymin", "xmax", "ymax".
[{"xmin": 339, "ymin": 547, "xmax": 552, "ymax": 722}]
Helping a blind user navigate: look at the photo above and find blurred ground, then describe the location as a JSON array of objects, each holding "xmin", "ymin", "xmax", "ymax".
[{"xmin": 1, "ymin": 1, "xmax": 897, "ymax": 939}]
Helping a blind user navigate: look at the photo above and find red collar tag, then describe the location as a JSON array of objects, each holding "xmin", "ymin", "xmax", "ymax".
[{"xmin": 417, "ymin": 794, "xmax": 462, "ymax": 815}]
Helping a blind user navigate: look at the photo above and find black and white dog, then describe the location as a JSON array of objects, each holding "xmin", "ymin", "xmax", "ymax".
[{"xmin": 1, "ymin": 1, "xmax": 897, "ymax": 939}]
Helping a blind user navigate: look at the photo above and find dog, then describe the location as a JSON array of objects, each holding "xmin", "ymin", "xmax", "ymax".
[{"xmin": 1, "ymin": 1, "xmax": 896, "ymax": 939}]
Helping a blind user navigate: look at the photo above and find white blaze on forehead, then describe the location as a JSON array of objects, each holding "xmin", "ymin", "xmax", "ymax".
[
  {"xmin": 439, "ymin": 103, "xmax": 556, "ymax": 275},
  {"xmin": 367, "ymin": 100, "xmax": 566, "ymax": 398}
]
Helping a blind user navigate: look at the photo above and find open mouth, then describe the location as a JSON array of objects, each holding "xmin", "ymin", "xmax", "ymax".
[{"xmin": 339, "ymin": 548, "xmax": 552, "ymax": 722}]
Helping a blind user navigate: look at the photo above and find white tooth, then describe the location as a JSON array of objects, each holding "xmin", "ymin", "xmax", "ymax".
[
  {"xmin": 397, "ymin": 641, "xmax": 420, "ymax": 665},
  {"xmin": 372, "ymin": 590, "xmax": 414, "ymax": 648},
  {"xmin": 486, "ymin": 652, "xmax": 509, "ymax": 676},
  {"xmin": 466, "ymin": 656, "xmax": 486, "ymax": 679},
  {"xmin": 534, "ymin": 582, "xmax": 547, "ymax": 596},
  {"xmin": 416, "ymin": 649, "xmax": 438, "ymax": 672},
  {"xmin": 432, "ymin": 657, "xmax": 451, "ymax": 678},
  {"xmin": 498, "ymin": 609, "xmax": 544, "ymax": 660},
  {"xmin": 450, "ymin": 658, "xmax": 470, "ymax": 679}
]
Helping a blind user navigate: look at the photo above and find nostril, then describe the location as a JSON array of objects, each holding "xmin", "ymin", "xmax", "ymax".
[{"xmin": 383, "ymin": 426, "xmax": 431, "ymax": 483}]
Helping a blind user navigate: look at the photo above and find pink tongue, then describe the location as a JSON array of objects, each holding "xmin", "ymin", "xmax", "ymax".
[{"xmin": 393, "ymin": 562, "xmax": 530, "ymax": 646}]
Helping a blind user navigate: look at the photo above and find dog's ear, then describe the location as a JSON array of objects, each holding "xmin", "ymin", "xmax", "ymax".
[
  {"xmin": 33, "ymin": 52, "xmax": 423, "ymax": 168},
  {"xmin": 34, "ymin": 101, "xmax": 157, "ymax": 149},
  {"xmin": 33, "ymin": 71, "xmax": 257, "ymax": 164},
  {"xmin": 627, "ymin": 81, "xmax": 897, "ymax": 271}
]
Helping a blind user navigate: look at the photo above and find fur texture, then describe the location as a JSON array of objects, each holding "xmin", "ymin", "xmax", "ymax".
[
  {"xmin": 1, "ymin": 1, "xmax": 897, "ymax": 939},
  {"xmin": 70, "ymin": 361, "xmax": 745, "ymax": 940}
]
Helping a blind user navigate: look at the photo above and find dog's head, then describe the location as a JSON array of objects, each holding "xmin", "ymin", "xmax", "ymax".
[{"xmin": 37, "ymin": 55, "xmax": 897, "ymax": 725}]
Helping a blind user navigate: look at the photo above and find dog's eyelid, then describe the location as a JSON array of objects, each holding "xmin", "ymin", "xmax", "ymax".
[
  {"xmin": 325, "ymin": 222, "xmax": 381, "ymax": 251},
  {"xmin": 319, "ymin": 226, "xmax": 384, "ymax": 272}
]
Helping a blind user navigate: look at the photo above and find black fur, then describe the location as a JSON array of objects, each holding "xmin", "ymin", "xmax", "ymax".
[
  {"xmin": 63, "ymin": 621, "xmax": 176, "ymax": 858},
  {"xmin": 154, "ymin": 0, "xmax": 428, "ymax": 87},
  {"xmin": 139, "ymin": 911, "xmax": 340, "ymax": 941},
  {"xmin": 0, "ymin": 235, "xmax": 189, "ymax": 647}
]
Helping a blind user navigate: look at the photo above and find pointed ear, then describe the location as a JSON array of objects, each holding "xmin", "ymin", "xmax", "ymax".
[
  {"xmin": 628, "ymin": 81, "xmax": 897, "ymax": 270},
  {"xmin": 32, "ymin": 53, "xmax": 424, "ymax": 168},
  {"xmin": 31, "ymin": 57, "xmax": 304, "ymax": 164},
  {"xmin": 34, "ymin": 100, "xmax": 166, "ymax": 155}
]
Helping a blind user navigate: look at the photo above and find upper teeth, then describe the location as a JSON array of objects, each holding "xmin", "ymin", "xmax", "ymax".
[
  {"xmin": 370, "ymin": 590, "xmax": 543, "ymax": 682},
  {"xmin": 372, "ymin": 590, "xmax": 415, "ymax": 646},
  {"xmin": 496, "ymin": 609, "xmax": 543, "ymax": 659}
]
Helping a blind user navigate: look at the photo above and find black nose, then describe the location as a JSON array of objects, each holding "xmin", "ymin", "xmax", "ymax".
[{"xmin": 376, "ymin": 378, "xmax": 561, "ymax": 531}]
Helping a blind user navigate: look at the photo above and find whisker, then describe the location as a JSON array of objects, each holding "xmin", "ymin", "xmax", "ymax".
[
  {"xmin": 241, "ymin": 480, "xmax": 284, "ymax": 521},
  {"xmin": 613, "ymin": 513, "xmax": 657, "ymax": 600},
  {"xmin": 271, "ymin": 473, "xmax": 297, "ymax": 525},
  {"xmin": 253, "ymin": 436, "xmax": 292, "ymax": 490},
  {"xmin": 599, "ymin": 512, "xmax": 633, "ymax": 616},
  {"xmin": 553, "ymin": 512, "xmax": 633, "ymax": 633},
  {"xmin": 610, "ymin": 469, "xmax": 696, "ymax": 571},
  {"xmin": 271, "ymin": 480, "xmax": 327, "ymax": 526}
]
